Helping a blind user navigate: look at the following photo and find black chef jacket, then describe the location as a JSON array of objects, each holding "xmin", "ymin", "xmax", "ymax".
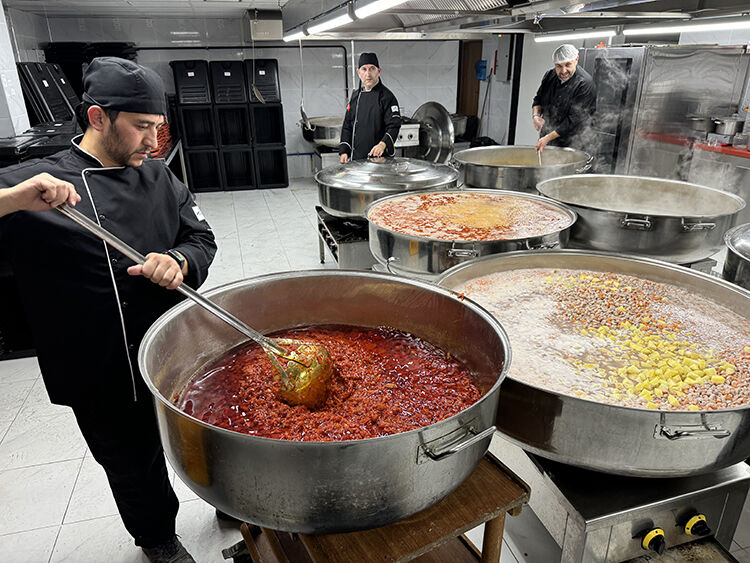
[
  {"xmin": 339, "ymin": 81, "xmax": 401, "ymax": 161},
  {"xmin": 0, "ymin": 138, "xmax": 216, "ymax": 407},
  {"xmin": 532, "ymin": 67, "xmax": 596, "ymax": 149}
]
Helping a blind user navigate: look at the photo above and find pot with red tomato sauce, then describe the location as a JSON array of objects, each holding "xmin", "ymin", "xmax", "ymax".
[
  {"xmin": 138, "ymin": 270, "xmax": 510, "ymax": 533},
  {"xmin": 366, "ymin": 189, "xmax": 577, "ymax": 280}
]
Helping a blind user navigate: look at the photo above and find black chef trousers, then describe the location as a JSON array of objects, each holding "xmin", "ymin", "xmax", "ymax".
[{"xmin": 71, "ymin": 396, "xmax": 179, "ymax": 548}]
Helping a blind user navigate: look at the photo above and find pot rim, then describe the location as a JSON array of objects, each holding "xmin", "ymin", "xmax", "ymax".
[
  {"xmin": 364, "ymin": 188, "xmax": 578, "ymax": 244},
  {"xmin": 725, "ymin": 222, "xmax": 750, "ymax": 258},
  {"xmin": 453, "ymin": 145, "xmax": 591, "ymax": 169},
  {"xmin": 437, "ymin": 248, "xmax": 750, "ymax": 415},
  {"xmin": 138, "ymin": 269, "xmax": 512, "ymax": 447},
  {"xmin": 537, "ymin": 174, "xmax": 746, "ymax": 219}
]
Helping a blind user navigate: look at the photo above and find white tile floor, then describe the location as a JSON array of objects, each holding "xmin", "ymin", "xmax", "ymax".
[{"xmin": 0, "ymin": 179, "xmax": 749, "ymax": 562}]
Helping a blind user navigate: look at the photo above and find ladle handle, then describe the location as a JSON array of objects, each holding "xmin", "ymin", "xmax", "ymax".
[{"xmin": 56, "ymin": 203, "xmax": 286, "ymax": 356}]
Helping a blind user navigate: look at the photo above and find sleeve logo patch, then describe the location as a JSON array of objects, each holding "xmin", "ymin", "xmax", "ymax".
[
  {"xmin": 192, "ymin": 205, "xmax": 206, "ymax": 222},
  {"xmin": 391, "ymin": 105, "xmax": 399, "ymax": 113}
]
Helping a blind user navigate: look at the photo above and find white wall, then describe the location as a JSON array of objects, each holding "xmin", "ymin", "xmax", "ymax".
[
  {"xmin": 479, "ymin": 36, "xmax": 513, "ymax": 144},
  {"xmin": 680, "ymin": 29, "xmax": 750, "ymax": 46},
  {"xmin": 0, "ymin": 7, "xmax": 29, "ymax": 136}
]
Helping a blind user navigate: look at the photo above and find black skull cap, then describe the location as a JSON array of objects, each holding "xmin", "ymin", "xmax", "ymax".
[
  {"xmin": 358, "ymin": 52, "xmax": 380, "ymax": 69},
  {"xmin": 82, "ymin": 57, "xmax": 166, "ymax": 115}
]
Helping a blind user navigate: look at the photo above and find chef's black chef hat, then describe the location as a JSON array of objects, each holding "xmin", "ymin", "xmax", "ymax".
[
  {"xmin": 358, "ymin": 52, "xmax": 380, "ymax": 69},
  {"xmin": 82, "ymin": 57, "xmax": 166, "ymax": 116}
]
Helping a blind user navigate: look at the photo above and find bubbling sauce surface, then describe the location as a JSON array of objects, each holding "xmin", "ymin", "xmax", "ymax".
[
  {"xmin": 176, "ymin": 325, "xmax": 482, "ymax": 441},
  {"xmin": 368, "ymin": 192, "xmax": 573, "ymax": 241}
]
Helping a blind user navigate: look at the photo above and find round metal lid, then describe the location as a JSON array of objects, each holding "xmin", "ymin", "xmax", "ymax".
[
  {"xmin": 403, "ymin": 102, "xmax": 454, "ymax": 164},
  {"xmin": 315, "ymin": 156, "xmax": 458, "ymax": 191},
  {"xmin": 726, "ymin": 223, "xmax": 750, "ymax": 260}
]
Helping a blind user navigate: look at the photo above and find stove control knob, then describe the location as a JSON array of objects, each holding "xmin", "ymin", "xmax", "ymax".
[
  {"xmin": 684, "ymin": 514, "xmax": 711, "ymax": 537},
  {"xmin": 641, "ymin": 528, "xmax": 666, "ymax": 555}
]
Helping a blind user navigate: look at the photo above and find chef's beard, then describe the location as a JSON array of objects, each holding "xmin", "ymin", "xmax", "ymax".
[
  {"xmin": 558, "ymin": 68, "xmax": 576, "ymax": 83},
  {"xmin": 102, "ymin": 120, "xmax": 149, "ymax": 167}
]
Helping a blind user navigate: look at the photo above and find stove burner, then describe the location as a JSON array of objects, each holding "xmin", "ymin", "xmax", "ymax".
[{"xmin": 316, "ymin": 206, "xmax": 374, "ymax": 269}]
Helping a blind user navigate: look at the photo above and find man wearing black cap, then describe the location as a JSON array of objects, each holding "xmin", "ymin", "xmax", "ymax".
[
  {"xmin": 339, "ymin": 52, "xmax": 401, "ymax": 163},
  {"xmin": 0, "ymin": 57, "xmax": 216, "ymax": 562}
]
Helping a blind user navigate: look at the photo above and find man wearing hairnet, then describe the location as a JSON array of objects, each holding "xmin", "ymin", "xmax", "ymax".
[
  {"xmin": 0, "ymin": 57, "xmax": 216, "ymax": 562},
  {"xmin": 532, "ymin": 44, "xmax": 596, "ymax": 152}
]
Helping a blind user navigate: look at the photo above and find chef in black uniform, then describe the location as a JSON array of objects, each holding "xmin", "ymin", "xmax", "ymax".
[
  {"xmin": 339, "ymin": 52, "xmax": 401, "ymax": 163},
  {"xmin": 0, "ymin": 57, "xmax": 216, "ymax": 563},
  {"xmin": 532, "ymin": 44, "xmax": 596, "ymax": 153}
]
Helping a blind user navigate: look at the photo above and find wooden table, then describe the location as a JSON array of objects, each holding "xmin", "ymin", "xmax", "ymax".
[{"xmin": 239, "ymin": 455, "xmax": 530, "ymax": 563}]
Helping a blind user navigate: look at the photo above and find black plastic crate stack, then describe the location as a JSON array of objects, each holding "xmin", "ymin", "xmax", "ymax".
[
  {"xmin": 17, "ymin": 62, "xmax": 76, "ymax": 123},
  {"xmin": 211, "ymin": 61, "xmax": 255, "ymax": 191},
  {"xmin": 246, "ymin": 59, "xmax": 288, "ymax": 189},
  {"xmin": 172, "ymin": 59, "xmax": 287, "ymax": 192},
  {"xmin": 172, "ymin": 60, "xmax": 222, "ymax": 192}
]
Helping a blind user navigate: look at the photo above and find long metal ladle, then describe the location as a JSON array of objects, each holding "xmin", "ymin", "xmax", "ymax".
[{"xmin": 56, "ymin": 203, "xmax": 333, "ymax": 409}]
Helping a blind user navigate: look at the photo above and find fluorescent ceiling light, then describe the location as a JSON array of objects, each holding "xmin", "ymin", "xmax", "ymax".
[
  {"xmin": 283, "ymin": 29, "xmax": 306, "ymax": 42},
  {"xmin": 354, "ymin": 0, "xmax": 409, "ymax": 20},
  {"xmin": 623, "ymin": 18, "xmax": 750, "ymax": 36},
  {"xmin": 307, "ymin": 13, "xmax": 353, "ymax": 35},
  {"xmin": 535, "ymin": 29, "xmax": 616, "ymax": 43}
]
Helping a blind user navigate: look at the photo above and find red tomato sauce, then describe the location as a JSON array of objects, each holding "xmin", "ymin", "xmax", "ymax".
[{"xmin": 176, "ymin": 325, "xmax": 482, "ymax": 441}]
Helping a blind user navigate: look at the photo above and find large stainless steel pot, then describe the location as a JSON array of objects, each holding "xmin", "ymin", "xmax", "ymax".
[
  {"xmin": 452, "ymin": 145, "xmax": 593, "ymax": 193},
  {"xmin": 367, "ymin": 189, "xmax": 577, "ymax": 279},
  {"xmin": 438, "ymin": 250, "xmax": 750, "ymax": 477},
  {"xmin": 724, "ymin": 223, "xmax": 750, "ymax": 290},
  {"xmin": 538, "ymin": 174, "xmax": 745, "ymax": 264},
  {"xmin": 315, "ymin": 157, "xmax": 458, "ymax": 218},
  {"xmin": 300, "ymin": 116, "xmax": 341, "ymax": 148},
  {"xmin": 138, "ymin": 271, "xmax": 510, "ymax": 532}
]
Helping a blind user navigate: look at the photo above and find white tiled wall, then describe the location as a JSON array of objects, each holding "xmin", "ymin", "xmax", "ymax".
[
  {"xmin": 6, "ymin": 12, "xmax": 460, "ymax": 178},
  {"xmin": 680, "ymin": 29, "xmax": 750, "ymax": 46},
  {"xmin": 0, "ymin": 8, "xmax": 30, "ymax": 136},
  {"xmin": 479, "ymin": 36, "xmax": 514, "ymax": 145},
  {"xmin": 4, "ymin": 7, "xmax": 49, "ymax": 62}
]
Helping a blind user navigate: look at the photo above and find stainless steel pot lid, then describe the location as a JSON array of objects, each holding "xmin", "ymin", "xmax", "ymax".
[
  {"xmin": 315, "ymin": 156, "xmax": 458, "ymax": 192},
  {"xmin": 725, "ymin": 223, "xmax": 750, "ymax": 259},
  {"xmin": 403, "ymin": 102, "xmax": 454, "ymax": 164}
]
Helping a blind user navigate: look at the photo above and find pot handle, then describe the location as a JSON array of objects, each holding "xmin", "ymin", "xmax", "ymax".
[
  {"xmin": 575, "ymin": 154, "xmax": 594, "ymax": 173},
  {"xmin": 620, "ymin": 216, "xmax": 653, "ymax": 231},
  {"xmin": 656, "ymin": 425, "xmax": 730, "ymax": 440},
  {"xmin": 448, "ymin": 244, "xmax": 479, "ymax": 258},
  {"xmin": 385, "ymin": 256, "xmax": 399, "ymax": 274},
  {"xmin": 420, "ymin": 425, "xmax": 496, "ymax": 461},
  {"xmin": 526, "ymin": 239, "xmax": 559, "ymax": 250},
  {"xmin": 682, "ymin": 220, "xmax": 716, "ymax": 232},
  {"xmin": 654, "ymin": 413, "xmax": 730, "ymax": 440}
]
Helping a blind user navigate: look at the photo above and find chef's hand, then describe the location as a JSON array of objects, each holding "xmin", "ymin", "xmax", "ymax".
[
  {"xmin": 368, "ymin": 141, "xmax": 387, "ymax": 157},
  {"xmin": 533, "ymin": 115, "xmax": 545, "ymax": 132},
  {"xmin": 535, "ymin": 132, "xmax": 558, "ymax": 153},
  {"xmin": 0, "ymin": 173, "xmax": 80, "ymax": 218},
  {"xmin": 339, "ymin": 153, "xmax": 349, "ymax": 163},
  {"xmin": 128, "ymin": 252, "xmax": 184, "ymax": 290}
]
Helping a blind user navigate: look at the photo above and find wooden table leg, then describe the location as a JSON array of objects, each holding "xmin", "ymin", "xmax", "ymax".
[
  {"xmin": 241, "ymin": 523, "xmax": 264, "ymax": 562},
  {"xmin": 481, "ymin": 514, "xmax": 507, "ymax": 563}
]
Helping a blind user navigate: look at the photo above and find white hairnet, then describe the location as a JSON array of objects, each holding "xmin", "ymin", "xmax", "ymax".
[{"xmin": 553, "ymin": 44, "xmax": 579, "ymax": 64}]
